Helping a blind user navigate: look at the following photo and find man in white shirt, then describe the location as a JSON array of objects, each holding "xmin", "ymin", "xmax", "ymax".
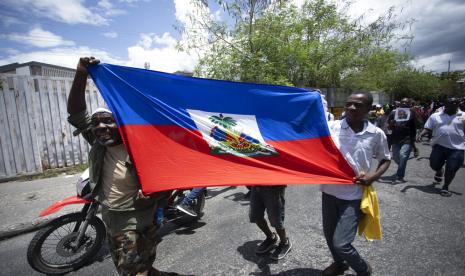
[
  {"xmin": 418, "ymin": 97, "xmax": 465, "ymax": 197},
  {"xmin": 320, "ymin": 92, "xmax": 391, "ymax": 276}
]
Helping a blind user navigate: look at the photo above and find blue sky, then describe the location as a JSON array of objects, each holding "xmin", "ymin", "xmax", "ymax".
[
  {"xmin": 0, "ymin": 0, "xmax": 212, "ymax": 72},
  {"xmin": 0, "ymin": 0, "xmax": 464, "ymax": 73}
]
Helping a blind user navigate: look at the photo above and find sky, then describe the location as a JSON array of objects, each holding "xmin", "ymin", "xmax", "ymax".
[{"xmin": 0, "ymin": 0, "xmax": 464, "ymax": 74}]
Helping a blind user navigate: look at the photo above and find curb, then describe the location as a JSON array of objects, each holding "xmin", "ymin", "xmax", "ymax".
[
  {"xmin": 0, "ymin": 166, "xmax": 86, "ymax": 184},
  {"xmin": 0, "ymin": 220, "xmax": 49, "ymax": 241},
  {"xmin": 0, "ymin": 209, "xmax": 92, "ymax": 241},
  {"xmin": 0, "ymin": 216, "xmax": 61, "ymax": 241}
]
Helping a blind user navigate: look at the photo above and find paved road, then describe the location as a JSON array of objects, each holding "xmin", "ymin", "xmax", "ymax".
[
  {"xmin": 0, "ymin": 173, "xmax": 81, "ymax": 237},
  {"xmin": 0, "ymin": 143, "xmax": 464, "ymax": 275}
]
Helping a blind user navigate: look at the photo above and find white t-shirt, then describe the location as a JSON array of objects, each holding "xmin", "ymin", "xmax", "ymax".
[
  {"xmin": 320, "ymin": 119, "xmax": 391, "ymax": 200},
  {"xmin": 424, "ymin": 111, "xmax": 465, "ymax": 150},
  {"xmin": 326, "ymin": 112, "xmax": 335, "ymax": 121}
]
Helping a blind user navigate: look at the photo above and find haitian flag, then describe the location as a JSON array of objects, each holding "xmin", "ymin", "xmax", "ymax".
[{"xmin": 88, "ymin": 64, "xmax": 354, "ymax": 194}]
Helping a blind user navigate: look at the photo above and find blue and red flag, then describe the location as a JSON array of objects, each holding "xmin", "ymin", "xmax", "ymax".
[{"xmin": 88, "ymin": 64, "xmax": 354, "ymax": 194}]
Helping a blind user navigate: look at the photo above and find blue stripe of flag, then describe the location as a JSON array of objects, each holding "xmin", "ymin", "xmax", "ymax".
[{"xmin": 89, "ymin": 64, "xmax": 330, "ymax": 141}]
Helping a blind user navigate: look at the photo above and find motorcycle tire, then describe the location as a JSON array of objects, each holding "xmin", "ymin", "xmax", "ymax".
[{"xmin": 27, "ymin": 212, "xmax": 106, "ymax": 275}]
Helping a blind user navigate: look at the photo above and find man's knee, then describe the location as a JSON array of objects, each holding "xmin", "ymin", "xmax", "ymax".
[
  {"xmin": 111, "ymin": 228, "xmax": 158, "ymax": 275},
  {"xmin": 430, "ymin": 157, "xmax": 443, "ymax": 171},
  {"xmin": 399, "ymin": 145, "xmax": 412, "ymax": 159},
  {"xmin": 332, "ymin": 238, "xmax": 352, "ymax": 255}
]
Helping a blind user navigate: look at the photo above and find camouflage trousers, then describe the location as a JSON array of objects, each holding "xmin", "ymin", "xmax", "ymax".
[{"xmin": 107, "ymin": 224, "xmax": 161, "ymax": 276}]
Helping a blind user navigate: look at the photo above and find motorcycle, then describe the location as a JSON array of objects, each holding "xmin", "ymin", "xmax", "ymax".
[{"xmin": 27, "ymin": 169, "xmax": 205, "ymax": 275}]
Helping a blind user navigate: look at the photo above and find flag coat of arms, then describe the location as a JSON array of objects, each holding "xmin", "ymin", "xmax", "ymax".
[{"xmin": 88, "ymin": 64, "xmax": 354, "ymax": 194}]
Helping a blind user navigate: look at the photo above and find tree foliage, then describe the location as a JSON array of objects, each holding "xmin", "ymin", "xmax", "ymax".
[
  {"xmin": 385, "ymin": 68, "xmax": 442, "ymax": 100},
  {"xmin": 179, "ymin": 0, "xmax": 412, "ymax": 90}
]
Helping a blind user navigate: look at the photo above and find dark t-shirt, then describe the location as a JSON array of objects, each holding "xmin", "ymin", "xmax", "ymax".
[{"xmin": 388, "ymin": 109, "xmax": 417, "ymax": 145}]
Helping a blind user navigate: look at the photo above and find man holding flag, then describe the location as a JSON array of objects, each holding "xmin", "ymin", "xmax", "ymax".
[
  {"xmin": 83, "ymin": 58, "xmax": 375, "ymax": 274},
  {"xmin": 320, "ymin": 92, "xmax": 391, "ymax": 276},
  {"xmin": 68, "ymin": 57, "xmax": 167, "ymax": 276}
]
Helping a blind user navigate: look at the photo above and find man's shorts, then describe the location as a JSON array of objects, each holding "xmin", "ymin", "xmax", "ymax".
[{"xmin": 249, "ymin": 185, "xmax": 286, "ymax": 229}]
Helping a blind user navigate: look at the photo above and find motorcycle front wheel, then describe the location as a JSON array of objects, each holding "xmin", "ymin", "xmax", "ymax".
[{"xmin": 27, "ymin": 212, "xmax": 106, "ymax": 274}]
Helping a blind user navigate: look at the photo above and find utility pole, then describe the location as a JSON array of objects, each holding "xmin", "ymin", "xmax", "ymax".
[{"xmin": 447, "ymin": 60, "xmax": 451, "ymax": 77}]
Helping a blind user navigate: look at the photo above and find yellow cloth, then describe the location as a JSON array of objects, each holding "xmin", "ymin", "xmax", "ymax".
[{"xmin": 358, "ymin": 185, "xmax": 382, "ymax": 240}]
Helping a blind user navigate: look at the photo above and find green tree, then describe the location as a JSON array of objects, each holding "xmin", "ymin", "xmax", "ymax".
[
  {"xmin": 386, "ymin": 68, "xmax": 442, "ymax": 101},
  {"xmin": 179, "ymin": 0, "xmax": 411, "ymax": 90}
]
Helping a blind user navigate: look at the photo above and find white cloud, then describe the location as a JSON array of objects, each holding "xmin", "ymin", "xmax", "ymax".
[
  {"xmin": 103, "ymin": 32, "xmax": 119, "ymax": 38},
  {"xmin": 174, "ymin": 0, "xmax": 194, "ymax": 25},
  {"xmin": 153, "ymin": 33, "xmax": 177, "ymax": 47},
  {"xmin": 2, "ymin": 0, "xmax": 108, "ymax": 25},
  {"xmin": 414, "ymin": 53, "xmax": 465, "ymax": 72},
  {"xmin": 212, "ymin": 9, "xmax": 222, "ymax": 21},
  {"xmin": 0, "ymin": 48, "xmax": 21, "ymax": 55},
  {"xmin": 118, "ymin": 0, "xmax": 146, "ymax": 4},
  {"xmin": 97, "ymin": 0, "xmax": 126, "ymax": 17},
  {"xmin": 98, "ymin": 0, "xmax": 112, "ymax": 9},
  {"xmin": 124, "ymin": 0, "xmax": 213, "ymax": 73},
  {"xmin": 347, "ymin": 0, "xmax": 465, "ymax": 72},
  {"xmin": 4, "ymin": 27, "xmax": 75, "ymax": 48},
  {"xmin": 0, "ymin": 47, "xmax": 124, "ymax": 69},
  {"xmin": 0, "ymin": 16, "xmax": 23, "ymax": 27},
  {"xmin": 126, "ymin": 32, "xmax": 197, "ymax": 73}
]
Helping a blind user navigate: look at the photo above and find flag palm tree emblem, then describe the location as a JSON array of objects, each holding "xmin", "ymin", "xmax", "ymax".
[{"xmin": 208, "ymin": 114, "xmax": 277, "ymax": 157}]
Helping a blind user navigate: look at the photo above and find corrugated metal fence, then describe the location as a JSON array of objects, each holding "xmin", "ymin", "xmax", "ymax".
[{"xmin": 0, "ymin": 74, "xmax": 105, "ymax": 179}]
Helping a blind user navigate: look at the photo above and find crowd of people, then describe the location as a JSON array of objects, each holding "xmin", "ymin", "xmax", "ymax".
[
  {"xmin": 68, "ymin": 57, "xmax": 464, "ymax": 276},
  {"xmin": 364, "ymin": 97, "xmax": 465, "ymax": 196}
]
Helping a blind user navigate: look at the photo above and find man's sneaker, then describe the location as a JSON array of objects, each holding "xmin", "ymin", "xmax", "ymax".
[
  {"xmin": 322, "ymin": 261, "xmax": 349, "ymax": 276},
  {"xmin": 255, "ymin": 233, "xmax": 279, "ymax": 254},
  {"xmin": 269, "ymin": 238, "xmax": 292, "ymax": 260},
  {"xmin": 433, "ymin": 168, "xmax": 444, "ymax": 184},
  {"xmin": 357, "ymin": 262, "xmax": 372, "ymax": 276},
  {"xmin": 176, "ymin": 203, "xmax": 197, "ymax": 217}
]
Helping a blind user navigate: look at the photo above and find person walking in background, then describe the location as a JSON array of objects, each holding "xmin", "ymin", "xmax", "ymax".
[
  {"xmin": 417, "ymin": 97, "xmax": 465, "ymax": 197},
  {"xmin": 367, "ymin": 105, "xmax": 377, "ymax": 124},
  {"xmin": 321, "ymin": 91, "xmax": 391, "ymax": 276},
  {"xmin": 388, "ymin": 98, "xmax": 417, "ymax": 183},
  {"xmin": 249, "ymin": 185, "xmax": 292, "ymax": 260},
  {"xmin": 376, "ymin": 105, "xmax": 393, "ymax": 150},
  {"xmin": 374, "ymin": 104, "xmax": 384, "ymax": 117},
  {"xmin": 176, "ymin": 187, "xmax": 206, "ymax": 217}
]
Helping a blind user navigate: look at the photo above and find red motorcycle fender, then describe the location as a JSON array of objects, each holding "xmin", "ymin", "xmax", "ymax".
[{"xmin": 39, "ymin": 196, "xmax": 93, "ymax": 217}]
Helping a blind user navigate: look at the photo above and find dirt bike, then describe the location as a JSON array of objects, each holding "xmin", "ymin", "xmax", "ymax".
[{"xmin": 26, "ymin": 169, "xmax": 205, "ymax": 275}]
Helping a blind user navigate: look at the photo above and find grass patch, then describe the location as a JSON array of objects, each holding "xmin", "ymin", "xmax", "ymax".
[{"xmin": 18, "ymin": 163, "xmax": 88, "ymax": 182}]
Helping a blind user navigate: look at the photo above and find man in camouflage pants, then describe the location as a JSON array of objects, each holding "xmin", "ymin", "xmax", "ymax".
[
  {"xmin": 105, "ymin": 221, "xmax": 159, "ymax": 275},
  {"xmin": 68, "ymin": 57, "xmax": 167, "ymax": 276}
]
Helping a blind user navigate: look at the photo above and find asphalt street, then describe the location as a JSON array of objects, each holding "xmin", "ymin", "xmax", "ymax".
[{"xmin": 0, "ymin": 143, "xmax": 464, "ymax": 275}]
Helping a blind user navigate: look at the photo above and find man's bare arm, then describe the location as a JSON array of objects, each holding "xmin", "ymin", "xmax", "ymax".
[
  {"xmin": 354, "ymin": 159, "xmax": 391, "ymax": 186},
  {"xmin": 416, "ymin": 128, "xmax": 432, "ymax": 143},
  {"xmin": 67, "ymin": 57, "xmax": 100, "ymax": 115}
]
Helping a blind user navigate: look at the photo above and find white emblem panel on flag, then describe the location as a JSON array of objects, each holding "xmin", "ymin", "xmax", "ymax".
[{"xmin": 187, "ymin": 109, "xmax": 277, "ymax": 157}]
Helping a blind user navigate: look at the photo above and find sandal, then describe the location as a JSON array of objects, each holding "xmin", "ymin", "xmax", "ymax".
[{"xmin": 440, "ymin": 189, "xmax": 452, "ymax": 197}]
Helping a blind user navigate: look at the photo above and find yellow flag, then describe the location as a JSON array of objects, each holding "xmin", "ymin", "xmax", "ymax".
[{"xmin": 358, "ymin": 185, "xmax": 382, "ymax": 240}]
